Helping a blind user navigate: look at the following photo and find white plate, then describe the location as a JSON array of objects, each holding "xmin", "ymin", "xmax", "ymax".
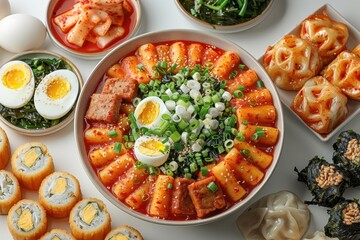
[{"xmin": 258, "ymin": 4, "xmax": 360, "ymax": 142}]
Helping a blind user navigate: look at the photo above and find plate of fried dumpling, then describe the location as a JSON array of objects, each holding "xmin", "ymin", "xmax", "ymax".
[{"xmin": 260, "ymin": 4, "xmax": 360, "ymax": 141}]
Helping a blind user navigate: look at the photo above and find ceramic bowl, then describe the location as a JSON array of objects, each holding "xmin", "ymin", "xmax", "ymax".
[
  {"xmin": 74, "ymin": 29, "xmax": 284, "ymax": 225},
  {"xmin": 174, "ymin": 0, "xmax": 274, "ymax": 33},
  {"xmin": 46, "ymin": 0, "xmax": 142, "ymax": 59},
  {"xmin": 0, "ymin": 50, "xmax": 83, "ymax": 136}
]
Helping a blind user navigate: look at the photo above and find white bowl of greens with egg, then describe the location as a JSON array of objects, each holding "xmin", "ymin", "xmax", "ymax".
[{"xmin": 0, "ymin": 50, "xmax": 83, "ymax": 136}]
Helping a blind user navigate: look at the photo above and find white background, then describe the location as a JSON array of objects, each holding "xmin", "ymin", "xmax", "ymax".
[{"xmin": 1, "ymin": 0, "xmax": 360, "ymax": 239}]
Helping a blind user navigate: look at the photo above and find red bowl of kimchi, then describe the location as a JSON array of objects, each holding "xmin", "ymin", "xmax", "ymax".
[
  {"xmin": 46, "ymin": 0, "xmax": 142, "ymax": 59},
  {"xmin": 74, "ymin": 29, "xmax": 284, "ymax": 225}
]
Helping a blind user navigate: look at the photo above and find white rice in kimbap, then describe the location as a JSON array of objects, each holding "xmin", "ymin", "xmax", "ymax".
[
  {"xmin": 11, "ymin": 142, "xmax": 54, "ymax": 190},
  {"xmin": 39, "ymin": 171, "xmax": 82, "ymax": 218},
  {"xmin": 105, "ymin": 225, "xmax": 144, "ymax": 240},
  {"xmin": 69, "ymin": 198, "xmax": 111, "ymax": 240},
  {"xmin": 7, "ymin": 199, "xmax": 47, "ymax": 240},
  {"xmin": 40, "ymin": 228, "xmax": 76, "ymax": 240},
  {"xmin": 0, "ymin": 170, "xmax": 21, "ymax": 214}
]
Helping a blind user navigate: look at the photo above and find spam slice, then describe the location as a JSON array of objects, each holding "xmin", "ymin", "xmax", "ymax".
[
  {"xmin": 0, "ymin": 127, "xmax": 11, "ymax": 169},
  {"xmin": 39, "ymin": 171, "xmax": 82, "ymax": 218},
  {"xmin": 40, "ymin": 229, "xmax": 76, "ymax": 240},
  {"xmin": 0, "ymin": 170, "xmax": 21, "ymax": 214},
  {"xmin": 11, "ymin": 142, "xmax": 54, "ymax": 190},
  {"xmin": 7, "ymin": 199, "xmax": 47, "ymax": 240},
  {"xmin": 69, "ymin": 198, "xmax": 111, "ymax": 240},
  {"xmin": 105, "ymin": 225, "xmax": 144, "ymax": 240}
]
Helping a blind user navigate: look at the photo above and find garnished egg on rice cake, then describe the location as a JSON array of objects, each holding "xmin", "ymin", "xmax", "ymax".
[
  {"xmin": 69, "ymin": 198, "xmax": 111, "ymax": 240},
  {"xmin": 7, "ymin": 199, "xmax": 47, "ymax": 240},
  {"xmin": 39, "ymin": 171, "xmax": 82, "ymax": 218},
  {"xmin": 11, "ymin": 142, "xmax": 54, "ymax": 190},
  {"xmin": 0, "ymin": 170, "xmax": 21, "ymax": 214}
]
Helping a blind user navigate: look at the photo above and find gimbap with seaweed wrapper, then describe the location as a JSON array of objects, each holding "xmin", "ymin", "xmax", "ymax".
[
  {"xmin": 295, "ymin": 156, "xmax": 349, "ymax": 207},
  {"xmin": 333, "ymin": 130, "xmax": 360, "ymax": 187},
  {"xmin": 324, "ymin": 199, "xmax": 360, "ymax": 240}
]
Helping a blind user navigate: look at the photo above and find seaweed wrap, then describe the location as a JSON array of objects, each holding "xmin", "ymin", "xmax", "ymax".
[
  {"xmin": 325, "ymin": 199, "xmax": 360, "ymax": 240},
  {"xmin": 295, "ymin": 156, "xmax": 349, "ymax": 207},
  {"xmin": 333, "ymin": 130, "xmax": 360, "ymax": 187}
]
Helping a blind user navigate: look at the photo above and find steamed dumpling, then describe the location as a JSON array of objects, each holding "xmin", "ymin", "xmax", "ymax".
[{"xmin": 237, "ymin": 191, "xmax": 310, "ymax": 240}]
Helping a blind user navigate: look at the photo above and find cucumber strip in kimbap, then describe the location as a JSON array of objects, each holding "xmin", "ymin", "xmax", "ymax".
[
  {"xmin": 11, "ymin": 142, "xmax": 54, "ymax": 190},
  {"xmin": 295, "ymin": 156, "xmax": 350, "ymax": 207},
  {"xmin": 0, "ymin": 170, "xmax": 21, "ymax": 214},
  {"xmin": 325, "ymin": 199, "xmax": 360, "ymax": 239},
  {"xmin": 40, "ymin": 229, "xmax": 76, "ymax": 240},
  {"xmin": 7, "ymin": 199, "xmax": 47, "ymax": 240},
  {"xmin": 333, "ymin": 130, "xmax": 360, "ymax": 187},
  {"xmin": 69, "ymin": 198, "xmax": 111, "ymax": 240},
  {"xmin": 105, "ymin": 225, "xmax": 144, "ymax": 240},
  {"xmin": 39, "ymin": 171, "xmax": 82, "ymax": 218}
]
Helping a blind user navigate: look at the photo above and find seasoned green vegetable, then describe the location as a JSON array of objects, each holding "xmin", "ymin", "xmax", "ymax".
[
  {"xmin": 0, "ymin": 58, "xmax": 72, "ymax": 129},
  {"xmin": 333, "ymin": 130, "xmax": 360, "ymax": 187},
  {"xmin": 179, "ymin": 0, "xmax": 271, "ymax": 26},
  {"xmin": 294, "ymin": 156, "xmax": 349, "ymax": 207},
  {"xmin": 325, "ymin": 199, "xmax": 360, "ymax": 240}
]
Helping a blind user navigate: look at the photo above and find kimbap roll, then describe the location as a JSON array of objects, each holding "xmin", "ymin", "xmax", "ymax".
[
  {"xmin": 11, "ymin": 142, "xmax": 54, "ymax": 190},
  {"xmin": 105, "ymin": 225, "xmax": 144, "ymax": 240},
  {"xmin": 0, "ymin": 127, "xmax": 11, "ymax": 169},
  {"xmin": 7, "ymin": 199, "xmax": 47, "ymax": 240},
  {"xmin": 69, "ymin": 198, "xmax": 111, "ymax": 240},
  {"xmin": 40, "ymin": 229, "xmax": 76, "ymax": 240},
  {"xmin": 39, "ymin": 171, "xmax": 82, "ymax": 218},
  {"xmin": 0, "ymin": 170, "xmax": 21, "ymax": 214}
]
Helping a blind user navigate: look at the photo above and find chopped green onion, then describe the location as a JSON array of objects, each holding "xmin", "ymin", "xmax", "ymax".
[
  {"xmin": 207, "ymin": 181, "xmax": 218, "ymax": 192},
  {"xmin": 137, "ymin": 63, "xmax": 145, "ymax": 72},
  {"xmin": 185, "ymin": 173, "xmax": 192, "ymax": 179},
  {"xmin": 201, "ymin": 167, "xmax": 208, "ymax": 176},
  {"xmin": 240, "ymin": 149, "xmax": 251, "ymax": 157},
  {"xmin": 190, "ymin": 162, "xmax": 198, "ymax": 173},
  {"xmin": 257, "ymin": 80, "xmax": 264, "ymax": 88},
  {"xmin": 170, "ymin": 131, "xmax": 181, "ymax": 142},
  {"xmin": 113, "ymin": 142, "xmax": 122, "ymax": 153},
  {"xmin": 108, "ymin": 129, "xmax": 118, "ymax": 138},
  {"xmin": 167, "ymin": 183, "xmax": 173, "ymax": 189},
  {"xmin": 135, "ymin": 161, "xmax": 144, "ymax": 169},
  {"xmin": 238, "ymin": 64, "xmax": 245, "ymax": 70},
  {"xmin": 234, "ymin": 90, "xmax": 244, "ymax": 98}
]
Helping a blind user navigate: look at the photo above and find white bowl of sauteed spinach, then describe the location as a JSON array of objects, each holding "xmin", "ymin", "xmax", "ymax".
[
  {"xmin": 0, "ymin": 50, "xmax": 83, "ymax": 136},
  {"xmin": 175, "ymin": 0, "xmax": 274, "ymax": 33}
]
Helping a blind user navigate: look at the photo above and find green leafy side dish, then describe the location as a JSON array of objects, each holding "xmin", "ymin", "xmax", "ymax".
[
  {"xmin": 325, "ymin": 199, "xmax": 360, "ymax": 240},
  {"xmin": 179, "ymin": 0, "xmax": 271, "ymax": 26},
  {"xmin": 0, "ymin": 58, "xmax": 73, "ymax": 130},
  {"xmin": 333, "ymin": 130, "xmax": 360, "ymax": 187},
  {"xmin": 294, "ymin": 156, "xmax": 349, "ymax": 208}
]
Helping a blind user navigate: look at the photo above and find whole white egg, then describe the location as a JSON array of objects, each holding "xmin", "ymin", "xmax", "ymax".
[
  {"xmin": 0, "ymin": 14, "xmax": 46, "ymax": 53},
  {"xmin": 0, "ymin": 0, "xmax": 10, "ymax": 20},
  {"xmin": 0, "ymin": 60, "xmax": 35, "ymax": 108},
  {"xmin": 134, "ymin": 135, "xmax": 170, "ymax": 167},
  {"xmin": 34, "ymin": 69, "xmax": 79, "ymax": 120},
  {"xmin": 134, "ymin": 96, "xmax": 171, "ymax": 129}
]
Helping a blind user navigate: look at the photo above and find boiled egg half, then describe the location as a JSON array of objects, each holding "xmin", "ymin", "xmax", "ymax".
[
  {"xmin": 34, "ymin": 69, "xmax": 79, "ymax": 120},
  {"xmin": 134, "ymin": 135, "xmax": 170, "ymax": 167},
  {"xmin": 0, "ymin": 60, "xmax": 35, "ymax": 109},
  {"xmin": 134, "ymin": 96, "xmax": 171, "ymax": 129}
]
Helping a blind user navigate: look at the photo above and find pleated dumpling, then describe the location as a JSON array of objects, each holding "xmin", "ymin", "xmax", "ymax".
[
  {"xmin": 322, "ymin": 51, "xmax": 360, "ymax": 101},
  {"xmin": 237, "ymin": 191, "xmax": 310, "ymax": 240},
  {"xmin": 291, "ymin": 76, "xmax": 348, "ymax": 134},
  {"xmin": 300, "ymin": 13, "xmax": 348, "ymax": 65},
  {"xmin": 263, "ymin": 34, "xmax": 323, "ymax": 90}
]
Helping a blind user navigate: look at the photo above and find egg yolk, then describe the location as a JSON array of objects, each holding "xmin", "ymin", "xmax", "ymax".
[
  {"xmin": 137, "ymin": 101, "xmax": 160, "ymax": 125},
  {"xmin": 139, "ymin": 139, "xmax": 165, "ymax": 157},
  {"xmin": 2, "ymin": 64, "xmax": 31, "ymax": 89},
  {"xmin": 46, "ymin": 77, "xmax": 70, "ymax": 100}
]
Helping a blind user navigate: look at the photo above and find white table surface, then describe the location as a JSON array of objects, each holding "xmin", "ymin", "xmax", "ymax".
[{"xmin": 1, "ymin": 0, "xmax": 360, "ymax": 239}]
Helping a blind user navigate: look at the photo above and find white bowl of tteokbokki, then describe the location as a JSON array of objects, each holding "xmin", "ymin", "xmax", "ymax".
[
  {"xmin": 74, "ymin": 29, "xmax": 284, "ymax": 225},
  {"xmin": 46, "ymin": 0, "xmax": 142, "ymax": 59}
]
